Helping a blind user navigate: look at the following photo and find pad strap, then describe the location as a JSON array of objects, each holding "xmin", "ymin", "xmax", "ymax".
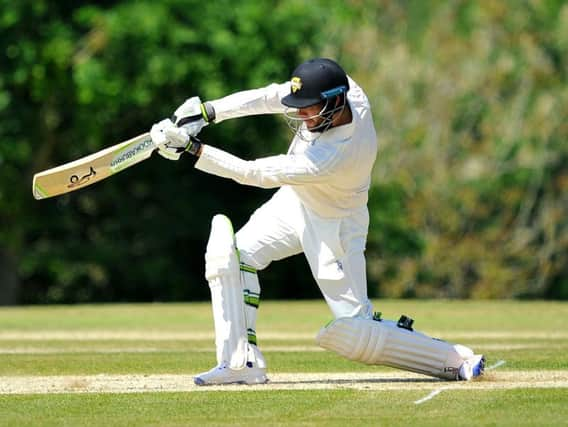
[{"xmin": 241, "ymin": 263, "xmax": 260, "ymax": 346}]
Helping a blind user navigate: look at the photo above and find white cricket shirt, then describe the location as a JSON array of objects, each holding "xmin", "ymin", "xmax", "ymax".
[{"xmin": 195, "ymin": 77, "xmax": 378, "ymax": 219}]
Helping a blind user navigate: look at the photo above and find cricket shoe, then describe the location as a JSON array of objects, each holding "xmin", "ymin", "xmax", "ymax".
[
  {"xmin": 458, "ymin": 354, "xmax": 485, "ymax": 380},
  {"xmin": 194, "ymin": 361, "xmax": 268, "ymax": 386}
]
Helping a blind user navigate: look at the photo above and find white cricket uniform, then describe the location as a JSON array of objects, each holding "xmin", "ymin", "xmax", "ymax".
[{"xmin": 195, "ymin": 77, "xmax": 378, "ymax": 319}]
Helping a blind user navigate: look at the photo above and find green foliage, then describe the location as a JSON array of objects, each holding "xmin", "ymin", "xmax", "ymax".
[
  {"xmin": 333, "ymin": 0, "xmax": 568, "ymax": 299},
  {"xmin": 0, "ymin": 0, "xmax": 567, "ymax": 302},
  {"xmin": 0, "ymin": 0, "xmax": 324, "ymax": 303}
]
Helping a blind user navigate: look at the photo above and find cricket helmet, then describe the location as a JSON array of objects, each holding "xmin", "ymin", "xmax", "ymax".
[{"xmin": 281, "ymin": 58, "xmax": 349, "ymax": 109}]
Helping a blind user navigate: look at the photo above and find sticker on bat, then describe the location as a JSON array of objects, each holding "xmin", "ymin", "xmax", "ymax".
[
  {"xmin": 68, "ymin": 166, "xmax": 97, "ymax": 189},
  {"xmin": 110, "ymin": 138, "xmax": 153, "ymax": 172}
]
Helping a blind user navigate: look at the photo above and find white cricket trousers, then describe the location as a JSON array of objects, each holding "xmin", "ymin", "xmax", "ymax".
[{"xmin": 236, "ymin": 186, "xmax": 373, "ymax": 319}]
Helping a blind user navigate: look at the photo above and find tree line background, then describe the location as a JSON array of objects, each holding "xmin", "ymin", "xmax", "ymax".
[{"xmin": 1, "ymin": 0, "xmax": 566, "ymax": 304}]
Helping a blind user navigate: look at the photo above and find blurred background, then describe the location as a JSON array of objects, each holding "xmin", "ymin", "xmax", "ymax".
[{"xmin": 0, "ymin": 0, "xmax": 566, "ymax": 305}]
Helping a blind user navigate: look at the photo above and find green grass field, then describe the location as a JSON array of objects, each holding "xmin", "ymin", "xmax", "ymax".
[{"xmin": 0, "ymin": 300, "xmax": 567, "ymax": 426}]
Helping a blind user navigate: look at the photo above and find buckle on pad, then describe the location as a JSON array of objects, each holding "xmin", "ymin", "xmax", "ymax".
[{"xmin": 397, "ymin": 315, "xmax": 414, "ymax": 331}]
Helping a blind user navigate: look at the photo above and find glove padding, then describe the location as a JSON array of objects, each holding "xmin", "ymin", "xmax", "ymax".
[
  {"xmin": 150, "ymin": 96, "xmax": 213, "ymax": 160},
  {"xmin": 151, "ymin": 118, "xmax": 200, "ymax": 160},
  {"xmin": 172, "ymin": 96, "xmax": 214, "ymax": 137}
]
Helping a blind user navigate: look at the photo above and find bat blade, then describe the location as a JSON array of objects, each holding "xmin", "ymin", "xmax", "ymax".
[{"xmin": 32, "ymin": 132, "xmax": 155, "ymax": 200}]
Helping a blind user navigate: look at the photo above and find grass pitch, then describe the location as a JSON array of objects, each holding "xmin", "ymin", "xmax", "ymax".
[{"xmin": 0, "ymin": 300, "xmax": 567, "ymax": 426}]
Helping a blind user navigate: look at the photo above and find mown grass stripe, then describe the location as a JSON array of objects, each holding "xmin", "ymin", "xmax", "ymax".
[{"xmin": 2, "ymin": 331, "xmax": 567, "ymax": 341}]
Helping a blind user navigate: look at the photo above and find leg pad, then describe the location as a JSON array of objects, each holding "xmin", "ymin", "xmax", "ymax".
[
  {"xmin": 316, "ymin": 317, "xmax": 473, "ymax": 380},
  {"xmin": 205, "ymin": 215, "xmax": 248, "ymax": 369}
]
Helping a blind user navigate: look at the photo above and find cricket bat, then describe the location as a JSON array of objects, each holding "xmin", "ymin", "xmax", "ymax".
[{"xmin": 32, "ymin": 132, "xmax": 155, "ymax": 200}]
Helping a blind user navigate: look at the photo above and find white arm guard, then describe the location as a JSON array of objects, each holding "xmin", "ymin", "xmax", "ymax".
[{"xmin": 316, "ymin": 316, "xmax": 474, "ymax": 380}]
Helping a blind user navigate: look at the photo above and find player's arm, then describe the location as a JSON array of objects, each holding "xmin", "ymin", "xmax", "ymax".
[
  {"xmin": 207, "ymin": 82, "xmax": 290, "ymax": 123},
  {"xmin": 151, "ymin": 82, "xmax": 291, "ymax": 159},
  {"xmin": 193, "ymin": 141, "xmax": 347, "ymax": 188}
]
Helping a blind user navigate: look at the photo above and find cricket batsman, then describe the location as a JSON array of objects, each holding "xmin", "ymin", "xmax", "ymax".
[{"xmin": 150, "ymin": 58, "xmax": 485, "ymax": 385}]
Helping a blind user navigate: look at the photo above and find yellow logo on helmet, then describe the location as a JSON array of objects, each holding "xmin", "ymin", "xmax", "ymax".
[{"xmin": 291, "ymin": 77, "xmax": 302, "ymax": 93}]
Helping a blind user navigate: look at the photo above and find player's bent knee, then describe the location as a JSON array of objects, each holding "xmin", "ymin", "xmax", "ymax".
[
  {"xmin": 316, "ymin": 316, "xmax": 470, "ymax": 380},
  {"xmin": 205, "ymin": 214, "xmax": 240, "ymax": 284}
]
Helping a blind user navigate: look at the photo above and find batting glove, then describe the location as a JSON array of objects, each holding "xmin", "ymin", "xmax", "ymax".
[
  {"xmin": 172, "ymin": 96, "xmax": 215, "ymax": 137},
  {"xmin": 150, "ymin": 118, "xmax": 202, "ymax": 161}
]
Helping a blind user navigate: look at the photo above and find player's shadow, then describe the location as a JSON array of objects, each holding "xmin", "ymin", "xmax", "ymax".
[{"xmin": 271, "ymin": 377, "xmax": 443, "ymax": 385}]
